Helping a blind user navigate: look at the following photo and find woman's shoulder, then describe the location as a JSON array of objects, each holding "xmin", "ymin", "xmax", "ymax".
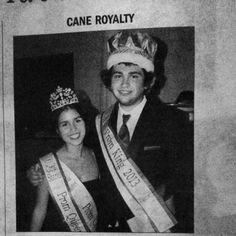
[
  {"xmin": 39, "ymin": 152, "xmax": 55, "ymax": 162},
  {"xmin": 83, "ymin": 146, "xmax": 96, "ymax": 157}
]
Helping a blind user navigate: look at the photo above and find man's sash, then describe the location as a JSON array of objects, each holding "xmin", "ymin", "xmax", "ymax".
[
  {"xmin": 95, "ymin": 106, "xmax": 177, "ymax": 232},
  {"xmin": 39, "ymin": 153, "xmax": 97, "ymax": 232}
]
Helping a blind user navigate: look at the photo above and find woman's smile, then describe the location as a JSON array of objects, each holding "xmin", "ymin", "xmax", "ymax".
[
  {"xmin": 69, "ymin": 133, "xmax": 80, "ymax": 139},
  {"xmin": 58, "ymin": 108, "xmax": 86, "ymax": 146}
]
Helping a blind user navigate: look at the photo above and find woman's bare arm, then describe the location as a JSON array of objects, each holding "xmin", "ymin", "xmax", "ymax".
[{"xmin": 30, "ymin": 178, "xmax": 49, "ymax": 231}]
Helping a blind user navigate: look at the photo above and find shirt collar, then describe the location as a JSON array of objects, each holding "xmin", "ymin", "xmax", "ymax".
[{"xmin": 118, "ymin": 96, "xmax": 147, "ymax": 117}]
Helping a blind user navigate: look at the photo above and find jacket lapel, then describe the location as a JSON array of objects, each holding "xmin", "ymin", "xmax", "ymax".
[
  {"xmin": 108, "ymin": 102, "xmax": 119, "ymax": 135},
  {"xmin": 108, "ymin": 100, "xmax": 159, "ymax": 162},
  {"xmin": 128, "ymin": 101, "xmax": 153, "ymax": 161}
]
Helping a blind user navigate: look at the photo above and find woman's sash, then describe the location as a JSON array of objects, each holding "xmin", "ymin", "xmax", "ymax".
[
  {"xmin": 95, "ymin": 106, "xmax": 177, "ymax": 232},
  {"xmin": 39, "ymin": 153, "xmax": 97, "ymax": 232}
]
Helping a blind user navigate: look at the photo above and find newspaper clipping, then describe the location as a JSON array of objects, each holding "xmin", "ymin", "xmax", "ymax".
[{"xmin": 0, "ymin": 0, "xmax": 236, "ymax": 235}]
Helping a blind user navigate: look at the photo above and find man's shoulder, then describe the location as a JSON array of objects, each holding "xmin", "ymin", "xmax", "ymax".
[
  {"xmin": 145, "ymin": 98, "xmax": 192, "ymax": 143},
  {"xmin": 146, "ymin": 98, "xmax": 187, "ymax": 122},
  {"xmin": 101, "ymin": 103, "xmax": 117, "ymax": 114}
]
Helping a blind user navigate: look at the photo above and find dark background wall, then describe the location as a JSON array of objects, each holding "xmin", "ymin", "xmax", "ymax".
[{"xmin": 14, "ymin": 27, "xmax": 194, "ymax": 112}]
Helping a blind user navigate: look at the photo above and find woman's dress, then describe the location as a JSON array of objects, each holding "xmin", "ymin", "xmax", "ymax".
[{"xmin": 41, "ymin": 179, "xmax": 105, "ymax": 231}]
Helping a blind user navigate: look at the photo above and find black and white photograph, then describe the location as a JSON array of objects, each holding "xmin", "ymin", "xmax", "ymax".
[
  {"xmin": 14, "ymin": 27, "xmax": 194, "ymax": 233},
  {"xmin": 1, "ymin": 0, "xmax": 236, "ymax": 235}
]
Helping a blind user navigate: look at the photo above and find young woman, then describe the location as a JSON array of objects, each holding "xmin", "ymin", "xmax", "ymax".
[{"xmin": 30, "ymin": 86, "xmax": 102, "ymax": 232}]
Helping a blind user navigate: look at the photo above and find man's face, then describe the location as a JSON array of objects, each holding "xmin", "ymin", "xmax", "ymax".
[{"xmin": 111, "ymin": 63, "xmax": 145, "ymax": 111}]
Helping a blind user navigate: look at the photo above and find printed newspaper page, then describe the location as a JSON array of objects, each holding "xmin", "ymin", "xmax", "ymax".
[{"xmin": 0, "ymin": 0, "xmax": 236, "ymax": 235}]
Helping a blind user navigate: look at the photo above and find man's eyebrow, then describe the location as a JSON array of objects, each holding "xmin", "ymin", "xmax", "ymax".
[
  {"xmin": 129, "ymin": 71, "xmax": 142, "ymax": 75},
  {"xmin": 112, "ymin": 70, "xmax": 122, "ymax": 74},
  {"xmin": 58, "ymin": 120, "xmax": 67, "ymax": 124},
  {"xmin": 111, "ymin": 71, "xmax": 122, "ymax": 75}
]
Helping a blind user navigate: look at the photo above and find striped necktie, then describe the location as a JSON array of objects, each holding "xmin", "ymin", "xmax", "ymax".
[{"xmin": 118, "ymin": 114, "xmax": 131, "ymax": 148}]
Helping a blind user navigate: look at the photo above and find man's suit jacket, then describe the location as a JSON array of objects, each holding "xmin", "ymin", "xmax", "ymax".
[{"xmin": 91, "ymin": 98, "xmax": 193, "ymax": 232}]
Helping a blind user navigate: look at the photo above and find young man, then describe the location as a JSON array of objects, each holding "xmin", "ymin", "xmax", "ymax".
[
  {"xmin": 92, "ymin": 31, "xmax": 193, "ymax": 233},
  {"xmin": 28, "ymin": 31, "xmax": 193, "ymax": 233}
]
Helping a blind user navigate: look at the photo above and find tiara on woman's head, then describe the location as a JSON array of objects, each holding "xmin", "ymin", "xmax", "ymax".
[{"xmin": 49, "ymin": 86, "xmax": 79, "ymax": 111}]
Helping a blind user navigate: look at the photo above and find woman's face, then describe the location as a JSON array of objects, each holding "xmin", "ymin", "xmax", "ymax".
[{"xmin": 57, "ymin": 108, "xmax": 86, "ymax": 147}]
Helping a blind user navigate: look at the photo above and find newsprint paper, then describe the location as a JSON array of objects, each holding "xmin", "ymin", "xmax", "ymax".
[{"xmin": 0, "ymin": 0, "xmax": 236, "ymax": 235}]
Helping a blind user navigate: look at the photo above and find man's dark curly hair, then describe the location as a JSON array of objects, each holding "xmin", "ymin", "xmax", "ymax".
[{"xmin": 100, "ymin": 63, "xmax": 155, "ymax": 94}]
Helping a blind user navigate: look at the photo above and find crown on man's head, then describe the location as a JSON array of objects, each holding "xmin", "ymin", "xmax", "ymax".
[
  {"xmin": 107, "ymin": 31, "xmax": 158, "ymax": 72},
  {"xmin": 49, "ymin": 86, "xmax": 79, "ymax": 111}
]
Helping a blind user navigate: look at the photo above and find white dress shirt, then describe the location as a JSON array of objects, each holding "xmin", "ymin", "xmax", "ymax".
[{"xmin": 117, "ymin": 96, "xmax": 147, "ymax": 140}]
